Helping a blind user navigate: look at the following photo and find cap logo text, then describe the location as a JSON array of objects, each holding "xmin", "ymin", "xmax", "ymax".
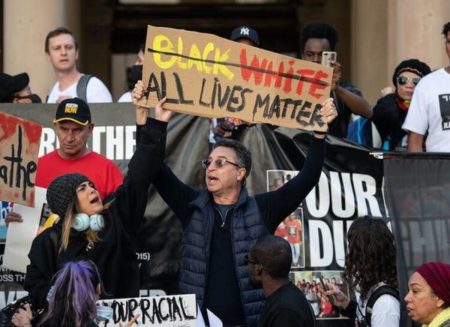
[
  {"xmin": 240, "ymin": 27, "xmax": 250, "ymax": 36},
  {"xmin": 64, "ymin": 103, "xmax": 78, "ymax": 114}
]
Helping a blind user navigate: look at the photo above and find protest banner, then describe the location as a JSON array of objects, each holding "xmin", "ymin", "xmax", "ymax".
[
  {"xmin": 138, "ymin": 25, "xmax": 333, "ymax": 132},
  {"xmin": 96, "ymin": 294, "xmax": 196, "ymax": 327},
  {"xmin": 0, "ymin": 113, "xmax": 41, "ymax": 207}
]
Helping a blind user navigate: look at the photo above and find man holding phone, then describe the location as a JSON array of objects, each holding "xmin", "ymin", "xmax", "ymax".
[{"xmin": 300, "ymin": 22, "xmax": 372, "ymax": 138}]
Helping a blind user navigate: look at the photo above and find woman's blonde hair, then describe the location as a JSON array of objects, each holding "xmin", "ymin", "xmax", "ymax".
[{"xmin": 59, "ymin": 198, "xmax": 101, "ymax": 252}]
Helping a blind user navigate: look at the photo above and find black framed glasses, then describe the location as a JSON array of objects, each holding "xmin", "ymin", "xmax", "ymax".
[
  {"xmin": 201, "ymin": 158, "xmax": 240, "ymax": 169},
  {"xmin": 244, "ymin": 254, "xmax": 258, "ymax": 265},
  {"xmin": 397, "ymin": 75, "xmax": 421, "ymax": 86}
]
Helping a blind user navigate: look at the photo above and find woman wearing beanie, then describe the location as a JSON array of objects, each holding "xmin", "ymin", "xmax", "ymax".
[
  {"xmin": 405, "ymin": 262, "xmax": 450, "ymax": 327},
  {"xmin": 23, "ymin": 97, "xmax": 171, "ymax": 318},
  {"xmin": 371, "ymin": 59, "xmax": 431, "ymax": 151}
]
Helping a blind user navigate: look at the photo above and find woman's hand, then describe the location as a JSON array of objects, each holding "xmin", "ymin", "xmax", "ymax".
[
  {"xmin": 5, "ymin": 212, "xmax": 23, "ymax": 226},
  {"xmin": 119, "ymin": 314, "xmax": 140, "ymax": 327},
  {"xmin": 325, "ymin": 288, "xmax": 350, "ymax": 309},
  {"xmin": 11, "ymin": 304, "xmax": 33, "ymax": 327},
  {"xmin": 131, "ymin": 80, "xmax": 149, "ymax": 125},
  {"xmin": 154, "ymin": 97, "xmax": 172, "ymax": 123},
  {"xmin": 313, "ymin": 97, "xmax": 337, "ymax": 139}
]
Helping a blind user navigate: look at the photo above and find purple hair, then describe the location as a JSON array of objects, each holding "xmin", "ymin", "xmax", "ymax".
[{"xmin": 39, "ymin": 260, "xmax": 102, "ymax": 327}]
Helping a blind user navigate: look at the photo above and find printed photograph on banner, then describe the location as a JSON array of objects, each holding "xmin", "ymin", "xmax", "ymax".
[
  {"xmin": 275, "ymin": 207, "xmax": 305, "ymax": 269},
  {"xmin": 267, "ymin": 170, "xmax": 305, "ymax": 268},
  {"xmin": 290, "ymin": 270, "xmax": 349, "ymax": 320},
  {"xmin": 0, "ymin": 202, "xmax": 14, "ymax": 243}
]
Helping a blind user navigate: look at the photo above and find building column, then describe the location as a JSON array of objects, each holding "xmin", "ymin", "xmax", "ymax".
[
  {"xmin": 351, "ymin": 0, "xmax": 450, "ymax": 105},
  {"xmin": 3, "ymin": 0, "xmax": 79, "ymax": 101}
]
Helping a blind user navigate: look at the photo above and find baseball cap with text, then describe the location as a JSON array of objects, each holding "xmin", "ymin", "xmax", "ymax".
[
  {"xmin": 54, "ymin": 98, "xmax": 91, "ymax": 125},
  {"xmin": 230, "ymin": 26, "xmax": 260, "ymax": 46}
]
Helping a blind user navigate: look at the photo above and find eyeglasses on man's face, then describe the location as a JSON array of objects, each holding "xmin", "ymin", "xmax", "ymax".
[
  {"xmin": 244, "ymin": 254, "xmax": 258, "ymax": 265},
  {"xmin": 201, "ymin": 158, "xmax": 240, "ymax": 170},
  {"xmin": 397, "ymin": 75, "xmax": 421, "ymax": 86}
]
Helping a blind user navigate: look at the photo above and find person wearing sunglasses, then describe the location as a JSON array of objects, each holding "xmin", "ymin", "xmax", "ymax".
[
  {"xmin": 132, "ymin": 80, "xmax": 337, "ymax": 327},
  {"xmin": 403, "ymin": 22, "xmax": 450, "ymax": 152},
  {"xmin": 371, "ymin": 58, "xmax": 431, "ymax": 151}
]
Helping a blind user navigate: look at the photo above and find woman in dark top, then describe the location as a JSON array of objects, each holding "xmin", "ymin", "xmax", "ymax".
[{"xmin": 371, "ymin": 59, "xmax": 430, "ymax": 151}]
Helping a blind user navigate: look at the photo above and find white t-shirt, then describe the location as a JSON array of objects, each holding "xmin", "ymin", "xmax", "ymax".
[
  {"xmin": 46, "ymin": 75, "xmax": 113, "ymax": 103},
  {"xmin": 402, "ymin": 68, "xmax": 450, "ymax": 152},
  {"xmin": 117, "ymin": 91, "xmax": 131, "ymax": 103},
  {"xmin": 355, "ymin": 283, "xmax": 400, "ymax": 327}
]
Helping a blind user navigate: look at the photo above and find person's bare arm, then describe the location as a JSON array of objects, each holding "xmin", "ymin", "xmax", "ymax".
[
  {"xmin": 407, "ymin": 132, "xmax": 425, "ymax": 152},
  {"xmin": 335, "ymin": 86, "xmax": 372, "ymax": 118},
  {"xmin": 332, "ymin": 62, "xmax": 372, "ymax": 119}
]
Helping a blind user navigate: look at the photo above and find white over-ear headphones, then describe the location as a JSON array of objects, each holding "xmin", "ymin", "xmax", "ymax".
[{"xmin": 72, "ymin": 213, "xmax": 105, "ymax": 231}]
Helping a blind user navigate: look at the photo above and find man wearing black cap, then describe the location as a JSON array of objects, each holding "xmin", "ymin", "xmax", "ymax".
[
  {"xmin": 6, "ymin": 98, "xmax": 123, "ymax": 225},
  {"xmin": 211, "ymin": 26, "xmax": 260, "ymax": 143},
  {"xmin": 230, "ymin": 25, "xmax": 260, "ymax": 47},
  {"xmin": 403, "ymin": 22, "xmax": 450, "ymax": 152},
  {"xmin": 0, "ymin": 72, "xmax": 41, "ymax": 103},
  {"xmin": 36, "ymin": 97, "xmax": 123, "ymax": 198}
]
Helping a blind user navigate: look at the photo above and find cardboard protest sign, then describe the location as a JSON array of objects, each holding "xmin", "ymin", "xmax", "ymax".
[
  {"xmin": 0, "ymin": 113, "xmax": 41, "ymax": 207},
  {"xmin": 138, "ymin": 25, "xmax": 333, "ymax": 132},
  {"xmin": 96, "ymin": 294, "xmax": 196, "ymax": 327}
]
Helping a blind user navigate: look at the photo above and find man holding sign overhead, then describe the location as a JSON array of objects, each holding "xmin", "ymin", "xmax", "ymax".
[{"xmin": 132, "ymin": 72, "xmax": 337, "ymax": 327}]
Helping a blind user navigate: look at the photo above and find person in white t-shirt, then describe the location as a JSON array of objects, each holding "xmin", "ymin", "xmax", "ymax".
[
  {"xmin": 402, "ymin": 22, "xmax": 450, "ymax": 152},
  {"xmin": 45, "ymin": 27, "xmax": 112, "ymax": 104}
]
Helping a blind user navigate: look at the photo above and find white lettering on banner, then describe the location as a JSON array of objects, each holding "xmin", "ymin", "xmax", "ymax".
[
  {"xmin": 106, "ymin": 126, "xmax": 124, "ymax": 160},
  {"xmin": 92, "ymin": 126, "xmax": 106, "ymax": 154},
  {"xmin": 38, "ymin": 126, "xmax": 137, "ymax": 161},
  {"xmin": 332, "ymin": 220, "xmax": 346, "ymax": 267},
  {"xmin": 400, "ymin": 218, "xmax": 449, "ymax": 268},
  {"xmin": 306, "ymin": 172, "xmax": 330, "ymax": 218},
  {"xmin": 309, "ymin": 220, "xmax": 333, "ymax": 267},
  {"xmin": 309, "ymin": 219, "xmax": 352, "ymax": 268},
  {"xmin": 330, "ymin": 172, "xmax": 355, "ymax": 218},
  {"xmin": 38, "ymin": 127, "xmax": 56, "ymax": 157},
  {"xmin": 305, "ymin": 172, "xmax": 381, "ymax": 218},
  {"xmin": 125, "ymin": 126, "xmax": 137, "ymax": 159},
  {"xmin": 352, "ymin": 173, "xmax": 381, "ymax": 217}
]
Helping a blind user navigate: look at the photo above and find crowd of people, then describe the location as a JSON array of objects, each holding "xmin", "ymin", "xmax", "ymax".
[{"xmin": 1, "ymin": 19, "xmax": 449, "ymax": 327}]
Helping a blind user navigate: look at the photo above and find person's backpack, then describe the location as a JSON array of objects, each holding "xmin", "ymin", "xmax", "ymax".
[
  {"xmin": 45, "ymin": 74, "xmax": 93, "ymax": 103},
  {"xmin": 76, "ymin": 74, "xmax": 93, "ymax": 102},
  {"xmin": 347, "ymin": 117, "xmax": 373, "ymax": 147},
  {"xmin": 362, "ymin": 285, "xmax": 399, "ymax": 327}
]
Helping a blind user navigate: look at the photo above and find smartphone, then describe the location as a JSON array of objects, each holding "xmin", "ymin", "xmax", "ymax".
[{"xmin": 321, "ymin": 51, "xmax": 337, "ymax": 67}]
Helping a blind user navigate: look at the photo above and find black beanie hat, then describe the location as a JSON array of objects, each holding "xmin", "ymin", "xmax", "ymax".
[
  {"xmin": 392, "ymin": 59, "xmax": 431, "ymax": 86},
  {"xmin": 46, "ymin": 173, "xmax": 90, "ymax": 218}
]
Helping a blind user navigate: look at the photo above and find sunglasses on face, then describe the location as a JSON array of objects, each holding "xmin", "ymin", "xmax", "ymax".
[
  {"xmin": 201, "ymin": 158, "xmax": 240, "ymax": 169},
  {"xmin": 397, "ymin": 75, "xmax": 421, "ymax": 86}
]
